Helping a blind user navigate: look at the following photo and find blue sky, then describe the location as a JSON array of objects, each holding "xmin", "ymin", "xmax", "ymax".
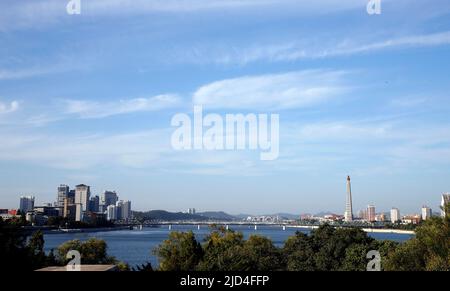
[{"xmin": 1, "ymin": 0, "xmax": 450, "ymax": 215}]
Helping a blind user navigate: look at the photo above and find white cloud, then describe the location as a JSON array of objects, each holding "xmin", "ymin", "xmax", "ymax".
[
  {"xmin": 174, "ymin": 31, "xmax": 450, "ymax": 65},
  {"xmin": 0, "ymin": 129, "xmax": 172, "ymax": 170},
  {"xmin": 0, "ymin": 67, "xmax": 59, "ymax": 80},
  {"xmin": 193, "ymin": 70, "xmax": 350, "ymax": 110},
  {"xmin": 329, "ymin": 31, "xmax": 450, "ymax": 56},
  {"xmin": 64, "ymin": 94, "xmax": 181, "ymax": 118},
  {"xmin": 0, "ymin": 100, "xmax": 19, "ymax": 114},
  {"xmin": 0, "ymin": 0, "xmax": 366, "ymax": 30}
]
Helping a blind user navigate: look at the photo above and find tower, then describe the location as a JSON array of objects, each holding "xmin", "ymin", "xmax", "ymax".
[
  {"xmin": 57, "ymin": 184, "xmax": 69, "ymax": 208},
  {"xmin": 75, "ymin": 184, "xmax": 90, "ymax": 216},
  {"xmin": 344, "ymin": 176, "xmax": 353, "ymax": 222}
]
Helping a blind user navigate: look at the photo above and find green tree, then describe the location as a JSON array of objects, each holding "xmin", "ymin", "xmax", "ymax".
[
  {"xmin": 283, "ymin": 225, "xmax": 375, "ymax": 271},
  {"xmin": 57, "ymin": 238, "xmax": 116, "ymax": 265},
  {"xmin": 28, "ymin": 230, "xmax": 45, "ymax": 256},
  {"xmin": 372, "ymin": 240, "xmax": 398, "ymax": 271},
  {"xmin": 283, "ymin": 231, "xmax": 315, "ymax": 271},
  {"xmin": 197, "ymin": 228, "xmax": 248, "ymax": 271},
  {"xmin": 340, "ymin": 244, "xmax": 370, "ymax": 271},
  {"xmin": 242, "ymin": 235, "xmax": 282, "ymax": 271},
  {"xmin": 384, "ymin": 238, "xmax": 426, "ymax": 271},
  {"xmin": 385, "ymin": 203, "xmax": 450, "ymax": 271},
  {"xmin": 312, "ymin": 225, "xmax": 374, "ymax": 271},
  {"xmin": 27, "ymin": 230, "xmax": 46, "ymax": 269},
  {"xmin": 154, "ymin": 231, "xmax": 203, "ymax": 271}
]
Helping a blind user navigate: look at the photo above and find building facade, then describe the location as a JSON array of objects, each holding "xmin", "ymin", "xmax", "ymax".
[
  {"xmin": 63, "ymin": 197, "xmax": 76, "ymax": 220},
  {"xmin": 100, "ymin": 191, "xmax": 118, "ymax": 212},
  {"xmin": 89, "ymin": 196, "xmax": 100, "ymax": 213},
  {"xmin": 390, "ymin": 208, "xmax": 400, "ymax": 223},
  {"xmin": 75, "ymin": 203, "xmax": 83, "ymax": 222},
  {"xmin": 19, "ymin": 196, "xmax": 35, "ymax": 213},
  {"xmin": 421, "ymin": 206, "xmax": 432, "ymax": 220},
  {"xmin": 56, "ymin": 184, "xmax": 69, "ymax": 208},
  {"xmin": 75, "ymin": 184, "xmax": 90, "ymax": 212},
  {"xmin": 121, "ymin": 200, "xmax": 131, "ymax": 220},
  {"xmin": 107, "ymin": 205, "xmax": 117, "ymax": 221},
  {"xmin": 367, "ymin": 205, "xmax": 376, "ymax": 222}
]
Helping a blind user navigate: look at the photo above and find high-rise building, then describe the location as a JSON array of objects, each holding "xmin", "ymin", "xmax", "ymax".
[
  {"xmin": 344, "ymin": 176, "xmax": 353, "ymax": 222},
  {"xmin": 19, "ymin": 196, "xmax": 35, "ymax": 213},
  {"xmin": 100, "ymin": 191, "xmax": 118, "ymax": 209},
  {"xmin": 441, "ymin": 193, "xmax": 450, "ymax": 217},
  {"xmin": 358, "ymin": 209, "xmax": 367, "ymax": 220},
  {"xmin": 89, "ymin": 196, "xmax": 100, "ymax": 213},
  {"xmin": 187, "ymin": 208, "xmax": 196, "ymax": 215},
  {"xmin": 391, "ymin": 208, "xmax": 400, "ymax": 223},
  {"xmin": 63, "ymin": 197, "xmax": 76, "ymax": 220},
  {"xmin": 75, "ymin": 184, "xmax": 90, "ymax": 212},
  {"xmin": 115, "ymin": 200, "xmax": 123, "ymax": 220},
  {"xmin": 107, "ymin": 205, "xmax": 117, "ymax": 221},
  {"xmin": 421, "ymin": 206, "xmax": 432, "ymax": 220},
  {"xmin": 367, "ymin": 205, "xmax": 376, "ymax": 222},
  {"xmin": 68, "ymin": 190, "xmax": 75, "ymax": 201},
  {"xmin": 75, "ymin": 203, "xmax": 83, "ymax": 222},
  {"xmin": 121, "ymin": 200, "xmax": 131, "ymax": 220},
  {"xmin": 56, "ymin": 184, "xmax": 69, "ymax": 208}
]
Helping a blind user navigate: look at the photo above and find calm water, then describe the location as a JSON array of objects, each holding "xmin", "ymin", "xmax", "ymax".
[{"xmin": 43, "ymin": 225, "xmax": 414, "ymax": 268}]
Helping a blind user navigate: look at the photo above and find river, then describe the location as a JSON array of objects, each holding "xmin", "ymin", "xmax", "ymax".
[{"xmin": 43, "ymin": 225, "xmax": 414, "ymax": 268}]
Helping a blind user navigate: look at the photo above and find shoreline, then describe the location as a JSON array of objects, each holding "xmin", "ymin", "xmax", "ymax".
[
  {"xmin": 40, "ymin": 224, "xmax": 415, "ymax": 236},
  {"xmin": 37, "ymin": 226, "xmax": 132, "ymax": 235},
  {"xmin": 286, "ymin": 225, "xmax": 415, "ymax": 235}
]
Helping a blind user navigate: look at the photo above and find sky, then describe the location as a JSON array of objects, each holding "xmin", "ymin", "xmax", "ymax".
[{"xmin": 1, "ymin": 0, "xmax": 450, "ymax": 215}]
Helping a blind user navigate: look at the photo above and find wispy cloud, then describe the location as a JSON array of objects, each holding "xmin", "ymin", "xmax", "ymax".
[
  {"xmin": 174, "ymin": 31, "xmax": 450, "ymax": 65},
  {"xmin": 0, "ymin": 100, "xmax": 19, "ymax": 114},
  {"xmin": 0, "ymin": 129, "xmax": 171, "ymax": 170},
  {"xmin": 0, "ymin": 0, "xmax": 366, "ymax": 31},
  {"xmin": 328, "ymin": 31, "xmax": 450, "ymax": 56},
  {"xmin": 64, "ymin": 94, "xmax": 182, "ymax": 119},
  {"xmin": 0, "ymin": 67, "xmax": 61, "ymax": 80},
  {"xmin": 193, "ymin": 70, "xmax": 351, "ymax": 110}
]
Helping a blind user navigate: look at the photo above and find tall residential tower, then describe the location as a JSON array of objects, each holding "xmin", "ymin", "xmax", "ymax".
[{"xmin": 344, "ymin": 176, "xmax": 353, "ymax": 222}]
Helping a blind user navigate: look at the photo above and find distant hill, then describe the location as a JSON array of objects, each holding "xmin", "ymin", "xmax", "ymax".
[
  {"xmin": 197, "ymin": 211, "xmax": 237, "ymax": 221},
  {"xmin": 133, "ymin": 210, "xmax": 237, "ymax": 221}
]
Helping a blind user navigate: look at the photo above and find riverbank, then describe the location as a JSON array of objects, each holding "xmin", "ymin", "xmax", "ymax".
[
  {"xmin": 286, "ymin": 225, "xmax": 415, "ymax": 235},
  {"xmin": 38, "ymin": 224, "xmax": 415, "ymax": 235},
  {"xmin": 31, "ymin": 226, "xmax": 132, "ymax": 235}
]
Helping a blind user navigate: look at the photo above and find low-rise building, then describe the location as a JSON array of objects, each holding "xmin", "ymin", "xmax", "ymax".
[{"xmin": 402, "ymin": 214, "xmax": 421, "ymax": 225}]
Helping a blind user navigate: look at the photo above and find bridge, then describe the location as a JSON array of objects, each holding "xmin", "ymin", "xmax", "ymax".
[{"xmin": 127, "ymin": 221, "xmax": 414, "ymax": 234}]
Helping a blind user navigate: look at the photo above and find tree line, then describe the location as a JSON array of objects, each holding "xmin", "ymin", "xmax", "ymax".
[{"xmin": 0, "ymin": 205, "xmax": 448, "ymax": 271}]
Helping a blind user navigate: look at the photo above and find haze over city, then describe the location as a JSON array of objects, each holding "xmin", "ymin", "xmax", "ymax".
[{"xmin": 1, "ymin": 0, "xmax": 450, "ymax": 214}]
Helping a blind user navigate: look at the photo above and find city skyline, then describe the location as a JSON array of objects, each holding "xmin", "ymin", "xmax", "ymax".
[
  {"xmin": 4, "ymin": 179, "xmax": 446, "ymax": 218},
  {"xmin": 1, "ymin": 0, "xmax": 450, "ymax": 214}
]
